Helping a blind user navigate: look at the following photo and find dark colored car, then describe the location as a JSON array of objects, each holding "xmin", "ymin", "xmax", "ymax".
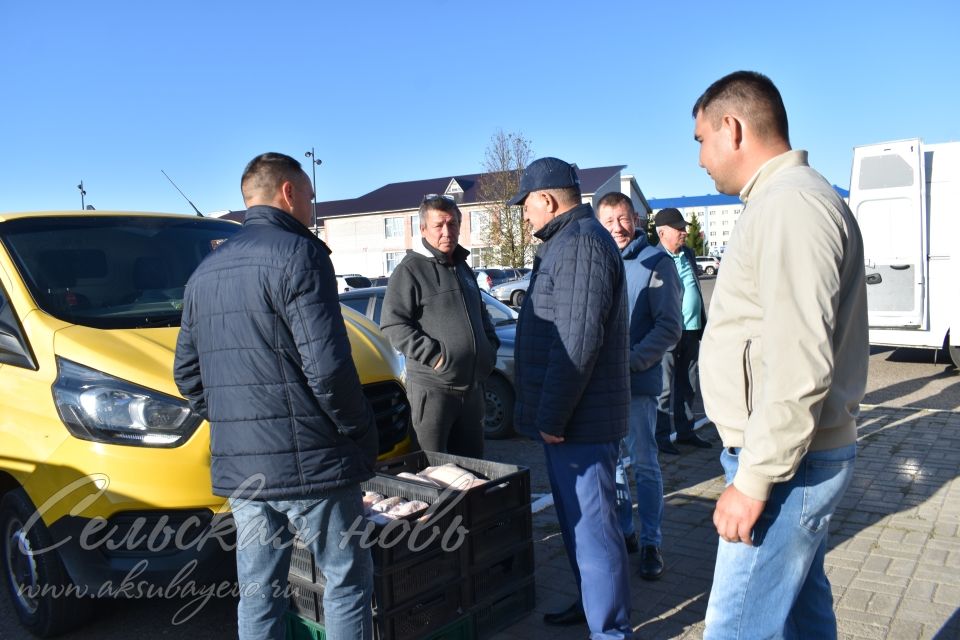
[{"xmin": 339, "ymin": 286, "xmax": 518, "ymax": 439}]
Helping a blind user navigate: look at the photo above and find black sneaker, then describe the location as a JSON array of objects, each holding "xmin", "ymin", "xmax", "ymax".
[
  {"xmin": 676, "ymin": 433, "xmax": 712, "ymax": 448},
  {"xmin": 657, "ymin": 440, "xmax": 681, "ymax": 455},
  {"xmin": 639, "ymin": 545, "xmax": 664, "ymax": 581}
]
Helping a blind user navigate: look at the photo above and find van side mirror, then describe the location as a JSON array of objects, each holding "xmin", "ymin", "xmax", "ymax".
[
  {"xmin": 865, "ymin": 273, "xmax": 883, "ymax": 285},
  {"xmin": 0, "ymin": 327, "xmax": 34, "ymax": 368}
]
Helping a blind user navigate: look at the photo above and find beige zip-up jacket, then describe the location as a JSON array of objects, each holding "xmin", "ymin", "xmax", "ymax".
[{"xmin": 700, "ymin": 150, "xmax": 869, "ymax": 501}]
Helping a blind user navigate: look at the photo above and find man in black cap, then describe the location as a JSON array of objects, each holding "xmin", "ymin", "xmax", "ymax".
[
  {"xmin": 654, "ymin": 207, "xmax": 712, "ymax": 454},
  {"xmin": 510, "ymin": 157, "xmax": 635, "ymax": 638}
]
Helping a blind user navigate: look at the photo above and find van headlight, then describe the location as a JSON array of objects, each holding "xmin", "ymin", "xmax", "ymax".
[{"xmin": 53, "ymin": 358, "xmax": 202, "ymax": 447}]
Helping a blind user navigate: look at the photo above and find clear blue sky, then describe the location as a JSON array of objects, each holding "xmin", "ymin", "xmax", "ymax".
[{"xmin": 2, "ymin": 1, "xmax": 958, "ymax": 215}]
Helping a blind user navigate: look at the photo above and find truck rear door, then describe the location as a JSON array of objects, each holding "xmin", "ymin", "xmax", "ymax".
[{"xmin": 849, "ymin": 139, "xmax": 927, "ymax": 329}]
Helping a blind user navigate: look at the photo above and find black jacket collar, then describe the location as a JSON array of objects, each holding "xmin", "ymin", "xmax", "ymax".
[{"xmin": 243, "ymin": 205, "xmax": 331, "ymax": 255}]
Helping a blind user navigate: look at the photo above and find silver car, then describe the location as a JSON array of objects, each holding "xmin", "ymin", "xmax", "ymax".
[{"xmin": 489, "ymin": 272, "xmax": 530, "ymax": 308}]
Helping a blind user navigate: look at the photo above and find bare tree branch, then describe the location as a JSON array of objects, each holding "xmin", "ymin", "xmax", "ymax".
[{"xmin": 476, "ymin": 130, "xmax": 535, "ymax": 267}]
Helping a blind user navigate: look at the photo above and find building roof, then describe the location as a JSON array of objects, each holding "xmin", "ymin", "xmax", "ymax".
[
  {"xmin": 648, "ymin": 185, "xmax": 849, "ymax": 210},
  {"xmin": 317, "ymin": 165, "xmax": 627, "ymax": 220}
]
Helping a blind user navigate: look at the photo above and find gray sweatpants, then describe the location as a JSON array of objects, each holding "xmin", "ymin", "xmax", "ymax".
[{"xmin": 406, "ymin": 381, "xmax": 485, "ymax": 458}]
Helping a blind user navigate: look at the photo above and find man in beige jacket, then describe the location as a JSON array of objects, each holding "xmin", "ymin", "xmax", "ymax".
[{"xmin": 692, "ymin": 71, "xmax": 868, "ymax": 639}]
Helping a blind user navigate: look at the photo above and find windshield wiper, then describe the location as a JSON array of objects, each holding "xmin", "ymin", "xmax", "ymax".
[{"xmin": 138, "ymin": 314, "xmax": 182, "ymax": 328}]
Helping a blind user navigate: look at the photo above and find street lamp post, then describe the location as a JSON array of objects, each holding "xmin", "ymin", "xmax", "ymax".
[
  {"xmin": 304, "ymin": 148, "xmax": 322, "ymax": 236},
  {"xmin": 77, "ymin": 181, "xmax": 86, "ymax": 210}
]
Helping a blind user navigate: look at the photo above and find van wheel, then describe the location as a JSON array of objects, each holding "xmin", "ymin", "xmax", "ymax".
[
  {"xmin": 510, "ymin": 290, "xmax": 525, "ymax": 307},
  {"xmin": 483, "ymin": 375, "xmax": 515, "ymax": 439},
  {"xmin": 1, "ymin": 489, "xmax": 95, "ymax": 637},
  {"xmin": 950, "ymin": 344, "xmax": 960, "ymax": 369}
]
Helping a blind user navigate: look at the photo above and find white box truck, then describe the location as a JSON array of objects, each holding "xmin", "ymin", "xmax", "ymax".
[{"xmin": 848, "ymin": 138, "xmax": 960, "ymax": 367}]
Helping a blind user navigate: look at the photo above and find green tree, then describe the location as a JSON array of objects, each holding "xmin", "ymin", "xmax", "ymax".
[
  {"xmin": 476, "ymin": 130, "xmax": 535, "ymax": 267},
  {"xmin": 686, "ymin": 212, "xmax": 706, "ymax": 255},
  {"xmin": 645, "ymin": 215, "xmax": 659, "ymax": 246}
]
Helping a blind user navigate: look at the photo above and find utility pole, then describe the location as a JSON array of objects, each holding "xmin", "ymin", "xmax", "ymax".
[
  {"xmin": 304, "ymin": 148, "xmax": 322, "ymax": 236},
  {"xmin": 77, "ymin": 181, "xmax": 86, "ymax": 210}
]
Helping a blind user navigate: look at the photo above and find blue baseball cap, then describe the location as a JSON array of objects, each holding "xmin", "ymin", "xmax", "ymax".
[{"xmin": 507, "ymin": 157, "xmax": 581, "ymax": 206}]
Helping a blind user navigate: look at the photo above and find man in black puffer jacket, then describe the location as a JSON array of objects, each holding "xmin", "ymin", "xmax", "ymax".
[
  {"xmin": 381, "ymin": 194, "xmax": 498, "ymax": 457},
  {"xmin": 174, "ymin": 152, "xmax": 376, "ymax": 640},
  {"xmin": 510, "ymin": 157, "xmax": 634, "ymax": 638}
]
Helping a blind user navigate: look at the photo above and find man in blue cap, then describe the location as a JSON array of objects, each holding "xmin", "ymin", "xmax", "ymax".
[{"xmin": 511, "ymin": 157, "xmax": 635, "ymax": 638}]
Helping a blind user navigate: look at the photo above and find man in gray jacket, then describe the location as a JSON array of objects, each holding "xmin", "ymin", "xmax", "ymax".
[
  {"xmin": 381, "ymin": 195, "xmax": 498, "ymax": 457},
  {"xmin": 693, "ymin": 71, "xmax": 868, "ymax": 639}
]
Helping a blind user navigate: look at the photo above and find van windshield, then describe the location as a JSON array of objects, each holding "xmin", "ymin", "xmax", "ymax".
[{"xmin": 0, "ymin": 215, "xmax": 240, "ymax": 329}]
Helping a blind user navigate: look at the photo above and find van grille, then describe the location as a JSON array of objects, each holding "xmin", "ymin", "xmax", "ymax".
[{"xmin": 363, "ymin": 381, "xmax": 410, "ymax": 455}]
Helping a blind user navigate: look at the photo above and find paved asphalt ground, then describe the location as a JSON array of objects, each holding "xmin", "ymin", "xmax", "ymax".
[
  {"xmin": 4, "ymin": 276, "xmax": 960, "ymax": 639},
  {"xmin": 483, "ymin": 404, "xmax": 960, "ymax": 640}
]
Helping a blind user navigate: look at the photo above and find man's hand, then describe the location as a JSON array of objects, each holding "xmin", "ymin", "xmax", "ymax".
[
  {"xmin": 433, "ymin": 355, "xmax": 444, "ymax": 370},
  {"xmin": 713, "ymin": 484, "xmax": 765, "ymax": 545},
  {"xmin": 540, "ymin": 431, "xmax": 564, "ymax": 444}
]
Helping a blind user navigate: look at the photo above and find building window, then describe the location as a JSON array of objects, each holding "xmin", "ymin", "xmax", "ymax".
[
  {"xmin": 724, "ymin": 231, "xmax": 730, "ymax": 236},
  {"xmin": 470, "ymin": 210, "xmax": 489, "ymax": 235},
  {"xmin": 410, "ymin": 215, "xmax": 420, "ymax": 239},
  {"xmin": 384, "ymin": 217, "xmax": 403, "ymax": 239},
  {"xmin": 471, "ymin": 246, "xmax": 496, "ymax": 268},
  {"xmin": 710, "ymin": 231, "xmax": 716, "ymax": 236},
  {"xmin": 385, "ymin": 251, "xmax": 404, "ymax": 274}
]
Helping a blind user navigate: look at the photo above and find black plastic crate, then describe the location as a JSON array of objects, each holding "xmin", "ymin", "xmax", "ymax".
[
  {"xmin": 462, "ymin": 541, "xmax": 534, "ymax": 608},
  {"xmin": 360, "ymin": 474, "xmax": 462, "ymax": 568},
  {"xmin": 376, "ymin": 581, "xmax": 464, "ymax": 640},
  {"xmin": 289, "ymin": 574, "xmax": 464, "ymax": 640},
  {"xmin": 470, "ymin": 576, "xmax": 535, "ymax": 640},
  {"xmin": 289, "ymin": 537, "xmax": 316, "ymax": 583},
  {"xmin": 375, "ymin": 451, "xmax": 530, "ymax": 528},
  {"xmin": 289, "ymin": 574, "xmax": 323, "ymax": 623},
  {"xmin": 462, "ymin": 505, "xmax": 532, "ymax": 569},
  {"xmin": 373, "ymin": 546, "xmax": 462, "ymax": 613},
  {"xmin": 288, "ymin": 546, "xmax": 461, "ymax": 615}
]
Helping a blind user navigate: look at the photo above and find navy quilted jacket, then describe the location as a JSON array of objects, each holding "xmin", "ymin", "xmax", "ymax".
[
  {"xmin": 513, "ymin": 204, "xmax": 630, "ymax": 442},
  {"xmin": 174, "ymin": 206, "xmax": 377, "ymax": 499}
]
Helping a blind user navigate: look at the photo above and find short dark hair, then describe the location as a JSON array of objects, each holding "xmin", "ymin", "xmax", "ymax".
[
  {"xmin": 547, "ymin": 186, "xmax": 582, "ymax": 208},
  {"xmin": 419, "ymin": 194, "xmax": 462, "ymax": 227},
  {"xmin": 692, "ymin": 70, "xmax": 790, "ymax": 144},
  {"xmin": 241, "ymin": 153, "xmax": 305, "ymax": 201},
  {"xmin": 596, "ymin": 191, "xmax": 635, "ymax": 213}
]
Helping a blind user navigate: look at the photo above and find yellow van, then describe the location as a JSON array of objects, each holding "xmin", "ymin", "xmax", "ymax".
[{"xmin": 0, "ymin": 211, "xmax": 411, "ymax": 636}]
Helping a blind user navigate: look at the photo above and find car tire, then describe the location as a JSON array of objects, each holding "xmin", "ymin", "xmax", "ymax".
[
  {"xmin": 510, "ymin": 290, "xmax": 525, "ymax": 307},
  {"xmin": 1, "ymin": 488, "xmax": 96, "ymax": 637},
  {"xmin": 705, "ymin": 266, "xmax": 716, "ymax": 276},
  {"xmin": 483, "ymin": 375, "xmax": 515, "ymax": 439}
]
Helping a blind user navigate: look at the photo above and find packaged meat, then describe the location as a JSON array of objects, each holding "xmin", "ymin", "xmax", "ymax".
[
  {"xmin": 386, "ymin": 500, "xmax": 429, "ymax": 517},
  {"xmin": 370, "ymin": 496, "xmax": 405, "ymax": 513},
  {"xmin": 418, "ymin": 463, "xmax": 487, "ymax": 490},
  {"xmin": 362, "ymin": 491, "xmax": 384, "ymax": 512}
]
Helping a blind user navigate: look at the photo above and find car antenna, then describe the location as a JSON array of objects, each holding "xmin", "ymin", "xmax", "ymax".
[{"xmin": 161, "ymin": 170, "xmax": 204, "ymax": 217}]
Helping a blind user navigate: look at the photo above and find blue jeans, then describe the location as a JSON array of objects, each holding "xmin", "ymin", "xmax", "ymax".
[
  {"xmin": 615, "ymin": 395, "xmax": 663, "ymax": 546},
  {"xmin": 704, "ymin": 444, "xmax": 856, "ymax": 640},
  {"xmin": 229, "ymin": 485, "xmax": 373, "ymax": 640},
  {"xmin": 544, "ymin": 441, "xmax": 635, "ymax": 640}
]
